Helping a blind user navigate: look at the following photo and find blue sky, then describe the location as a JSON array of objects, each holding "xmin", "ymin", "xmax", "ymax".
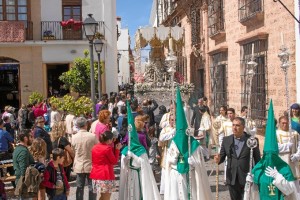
[{"xmin": 116, "ymin": 0, "xmax": 153, "ymax": 46}]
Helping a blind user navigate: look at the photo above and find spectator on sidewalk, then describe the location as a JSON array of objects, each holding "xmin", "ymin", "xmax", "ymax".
[
  {"xmin": 72, "ymin": 117, "xmax": 98, "ymax": 200},
  {"xmin": 13, "ymin": 130, "xmax": 35, "ymax": 185},
  {"xmin": 33, "ymin": 116, "xmax": 53, "ymax": 159},
  {"xmin": 42, "ymin": 148, "xmax": 70, "ymax": 200}
]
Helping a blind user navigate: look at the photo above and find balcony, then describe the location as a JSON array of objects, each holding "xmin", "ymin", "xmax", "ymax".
[
  {"xmin": 208, "ymin": 20, "xmax": 225, "ymax": 40},
  {"xmin": 0, "ymin": 20, "xmax": 33, "ymax": 42},
  {"xmin": 41, "ymin": 21, "xmax": 104, "ymax": 40},
  {"xmin": 239, "ymin": 0, "xmax": 264, "ymax": 26}
]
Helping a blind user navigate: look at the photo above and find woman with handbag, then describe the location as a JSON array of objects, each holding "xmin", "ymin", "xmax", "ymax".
[
  {"xmin": 50, "ymin": 121, "xmax": 74, "ymax": 181},
  {"xmin": 29, "ymin": 138, "xmax": 47, "ymax": 200}
]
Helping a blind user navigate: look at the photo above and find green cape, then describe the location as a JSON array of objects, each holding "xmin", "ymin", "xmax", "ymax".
[
  {"xmin": 121, "ymin": 101, "xmax": 147, "ymax": 157},
  {"xmin": 252, "ymin": 100, "xmax": 295, "ymax": 200},
  {"xmin": 172, "ymin": 87, "xmax": 199, "ymax": 174}
]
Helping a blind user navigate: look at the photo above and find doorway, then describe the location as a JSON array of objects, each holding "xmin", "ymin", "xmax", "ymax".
[
  {"xmin": 47, "ymin": 64, "xmax": 69, "ymax": 97},
  {"xmin": 0, "ymin": 57, "xmax": 20, "ymax": 111}
]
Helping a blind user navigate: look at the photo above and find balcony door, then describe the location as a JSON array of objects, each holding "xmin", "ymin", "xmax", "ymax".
[{"xmin": 62, "ymin": 5, "xmax": 82, "ymax": 40}]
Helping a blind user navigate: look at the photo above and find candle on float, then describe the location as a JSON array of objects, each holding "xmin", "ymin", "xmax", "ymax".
[
  {"xmin": 169, "ymin": 37, "xmax": 173, "ymax": 52},
  {"xmin": 251, "ymin": 43, "xmax": 254, "ymax": 58},
  {"xmin": 164, "ymin": 74, "xmax": 167, "ymax": 83}
]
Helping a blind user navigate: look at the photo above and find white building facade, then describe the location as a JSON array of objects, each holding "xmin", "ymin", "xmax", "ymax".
[
  {"xmin": 117, "ymin": 17, "xmax": 130, "ymax": 86},
  {"xmin": 0, "ymin": 0, "xmax": 118, "ymax": 108}
]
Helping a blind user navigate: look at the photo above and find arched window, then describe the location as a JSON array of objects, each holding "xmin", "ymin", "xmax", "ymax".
[{"xmin": 0, "ymin": 0, "xmax": 28, "ymax": 21}]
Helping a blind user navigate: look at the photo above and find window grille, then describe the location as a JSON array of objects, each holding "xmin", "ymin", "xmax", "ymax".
[
  {"xmin": 208, "ymin": 0, "xmax": 225, "ymax": 37},
  {"xmin": 210, "ymin": 51, "xmax": 228, "ymax": 116},
  {"xmin": 175, "ymin": 51, "xmax": 187, "ymax": 82},
  {"xmin": 238, "ymin": 0, "xmax": 263, "ymax": 22},
  {"xmin": 240, "ymin": 40, "xmax": 268, "ymax": 126},
  {"xmin": 191, "ymin": 7, "xmax": 201, "ymax": 45}
]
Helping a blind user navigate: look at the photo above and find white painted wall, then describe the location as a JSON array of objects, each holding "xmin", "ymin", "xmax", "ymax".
[
  {"xmin": 41, "ymin": 0, "xmax": 62, "ymax": 21},
  {"xmin": 40, "ymin": 0, "xmax": 118, "ymax": 93},
  {"xmin": 42, "ymin": 43, "xmax": 88, "ymax": 63},
  {"xmin": 83, "ymin": 0, "xmax": 118, "ymax": 93},
  {"xmin": 117, "ymin": 20, "xmax": 130, "ymax": 85},
  {"xmin": 296, "ymin": 0, "xmax": 300, "ymax": 102}
]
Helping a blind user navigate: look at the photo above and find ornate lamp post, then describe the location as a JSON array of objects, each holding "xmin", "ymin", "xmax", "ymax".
[
  {"xmin": 166, "ymin": 51, "xmax": 177, "ymax": 113},
  {"xmin": 83, "ymin": 14, "xmax": 98, "ymax": 119},
  {"xmin": 246, "ymin": 44, "xmax": 258, "ymax": 135},
  {"xmin": 278, "ymin": 41, "xmax": 291, "ymax": 129},
  {"xmin": 117, "ymin": 52, "xmax": 121, "ymax": 73},
  {"xmin": 94, "ymin": 39, "xmax": 104, "ymax": 99}
]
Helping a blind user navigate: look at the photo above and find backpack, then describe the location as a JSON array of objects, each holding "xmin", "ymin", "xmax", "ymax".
[{"xmin": 14, "ymin": 165, "xmax": 41, "ymax": 198}]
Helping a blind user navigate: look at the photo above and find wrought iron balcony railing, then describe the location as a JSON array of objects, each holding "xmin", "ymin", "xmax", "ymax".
[
  {"xmin": 208, "ymin": 20, "xmax": 225, "ymax": 37},
  {"xmin": 41, "ymin": 21, "xmax": 105, "ymax": 40},
  {"xmin": 239, "ymin": 0, "xmax": 264, "ymax": 23}
]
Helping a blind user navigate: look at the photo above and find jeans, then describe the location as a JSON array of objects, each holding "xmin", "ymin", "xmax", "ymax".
[
  {"xmin": 49, "ymin": 194, "xmax": 67, "ymax": 200},
  {"xmin": 76, "ymin": 173, "xmax": 96, "ymax": 200}
]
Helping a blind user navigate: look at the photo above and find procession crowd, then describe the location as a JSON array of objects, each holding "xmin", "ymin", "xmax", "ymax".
[{"xmin": 0, "ymin": 90, "xmax": 300, "ymax": 200}]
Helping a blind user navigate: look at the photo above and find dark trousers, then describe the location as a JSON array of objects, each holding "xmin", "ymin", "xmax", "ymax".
[
  {"xmin": 49, "ymin": 194, "xmax": 67, "ymax": 200},
  {"xmin": 228, "ymin": 178, "xmax": 245, "ymax": 200},
  {"xmin": 76, "ymin": 173, "xmax": 96, "ymax": 200}
]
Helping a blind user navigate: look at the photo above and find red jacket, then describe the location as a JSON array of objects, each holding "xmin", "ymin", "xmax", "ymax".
[
  {"xmin": 33, "ymin": 103, "xmax": 47, "ymax": 118},
  {"xmin": 89, "ymin": 143, "xmax": 120, "ymax": 180},
  {"xmin": 42, "ymin": 161, "xmax": 70, "ymax": 193}
]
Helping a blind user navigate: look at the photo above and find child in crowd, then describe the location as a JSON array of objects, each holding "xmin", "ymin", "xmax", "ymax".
[
  {"xmin": 42, "ymin": 148, "xmax": 70, "ymax": 200},
  {"xmin": 148, "ymin": 126, "xmax": 160, "ymax": 174}
]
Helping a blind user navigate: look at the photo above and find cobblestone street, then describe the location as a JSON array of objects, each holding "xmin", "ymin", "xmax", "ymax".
[{"xmin": 66, "ymin": 157, "xmax": 230, "ymax": 200}]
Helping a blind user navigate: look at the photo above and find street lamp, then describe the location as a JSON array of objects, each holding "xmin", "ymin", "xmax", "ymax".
[
  {"xmin": 117, "ymin": 52, "xmax": 121, "ymax": 73},
  {"xmin": 83, "ymin": 13, "xmax": 98, "ymax": 119},
  {"xmin": 94, "ymin": 39, "xmax": 104, "ymax": 99}
]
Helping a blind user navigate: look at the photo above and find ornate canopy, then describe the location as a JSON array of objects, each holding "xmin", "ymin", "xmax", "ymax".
[{"xmin": 134, "ymin": 26, "xmax": 184, "ymax": 50}]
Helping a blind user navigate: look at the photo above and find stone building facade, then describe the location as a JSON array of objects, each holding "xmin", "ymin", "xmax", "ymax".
[{"xmin": 151, "ymin": 0, "xmax": 299, "ymax": 123}]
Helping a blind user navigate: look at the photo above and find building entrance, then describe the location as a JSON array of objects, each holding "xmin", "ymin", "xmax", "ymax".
[
  {"xmin": 0, "ymin": 57, "xmax": 20, "ymax": 111},
  {"xmin": 47, "ymin": 64, "xmax": 69, "ymax": 97}
]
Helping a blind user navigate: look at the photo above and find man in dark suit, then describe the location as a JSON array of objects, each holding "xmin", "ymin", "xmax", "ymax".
[
  {"xmin": 214, "ymin": 117, "xmax": 261, "ymax": 200},
  {"xmin": 191, "ymin": 98, "xmax": 204, "ymax": 136}
]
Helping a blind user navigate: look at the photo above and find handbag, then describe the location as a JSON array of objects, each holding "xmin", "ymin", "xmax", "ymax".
[{"xmin": 58, "ymin": 137, "xmax": 73, "ymax": 167}]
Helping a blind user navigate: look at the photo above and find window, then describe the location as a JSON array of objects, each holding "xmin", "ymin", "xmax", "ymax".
[
  {"xmin": 208, "ymin": 0, "xmax": 225, "ymax": 37},
  {"xmin": 191, "ymin": 7, "xmax": 201, "ymax": 45},
  {"xmin": 238, "ymin": 0, "xmax": 263, "ymax": 22},
  {"xmin": 240, "ymin": 40, "xmax": 268, "ymax": 125},
  {"xmin": 63, "ymin": 6, "xmax": 81, "ymax": 21},
  {"xmin": 210, "ymin": 52, "xmax": 228, "ymax": 115},
  {"xmin": 0, "ymin": 0, "xmax": 28, "ymax": 21}
]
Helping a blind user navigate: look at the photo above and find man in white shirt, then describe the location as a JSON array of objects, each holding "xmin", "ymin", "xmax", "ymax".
[{"xmin": 276, "ymin": 116, "xmax": 300, "ymax": 179}]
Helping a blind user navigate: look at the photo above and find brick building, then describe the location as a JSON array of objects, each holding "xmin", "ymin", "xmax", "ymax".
[{"xmin": 151, "ymin": 0, "xmax": 299, "ymax": 124}]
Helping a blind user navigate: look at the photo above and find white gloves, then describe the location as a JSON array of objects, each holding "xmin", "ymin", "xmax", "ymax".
[
  {"xmin": 246, "ymin": 173, "xmax": 253, "ymax": 183},
  {"xmin": 127, "ymin": 151, "xmax": 134, "ymax": 158},
  {"xmin": 265, "ymin": 166, "xmax": 278, "ymax": 179},
  {"xmin": 188, "ymin": 157, "xmax": 195, "ymax": 166},
  {"xmin": 290, "ymin": 154, "xmax": 300, "ymax": 162},
  {"xmin": 167, "ymin": 157, "xmax": 178, "ymax": 165}
]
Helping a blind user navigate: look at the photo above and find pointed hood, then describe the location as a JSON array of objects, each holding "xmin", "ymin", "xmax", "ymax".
[
  {"xmin": 172, "ymin": 87, "xmax": 199, "ymax": 174},
  {"xmin": 121, "ymin": 101, "xmax": 146, "ymax": 157},
  {"xmin": 263, "ymin": 100, "xmax": 278, "ymax": 154},
  {"xmin": 252, "ymin": 100, "xmax": 295, "ymax": 199}
]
